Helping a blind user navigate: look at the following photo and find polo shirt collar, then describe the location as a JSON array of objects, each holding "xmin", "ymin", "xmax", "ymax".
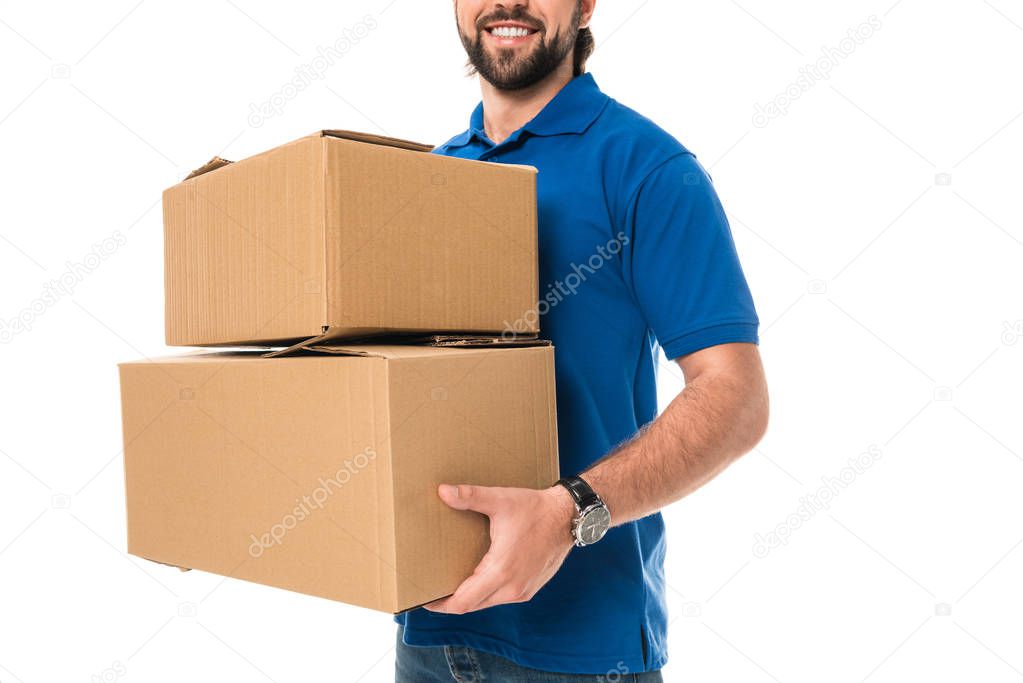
[
  {"xmin": 450, "ymin": 73, "xmax": 609, "ymax": 148},
  {"xmin": 523, "ymin": 72, "xmax": 609, "ymax": 136}
]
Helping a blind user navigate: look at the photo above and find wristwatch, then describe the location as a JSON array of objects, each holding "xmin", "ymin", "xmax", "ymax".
[{"xmin": 556, "ymin": 475, "xmax": 611, "ymax": 547}]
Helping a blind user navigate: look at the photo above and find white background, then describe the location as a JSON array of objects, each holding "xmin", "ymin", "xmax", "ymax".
[{"xmin": 2, "ymin": 1, "xmax": 1022, "ymax": 681}]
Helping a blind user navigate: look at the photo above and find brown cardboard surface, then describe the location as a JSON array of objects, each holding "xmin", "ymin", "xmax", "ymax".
[
  {"xmin": 164, "ymin": 131, "xmax": 539, "ymax": 347},
  {"xmin": 119, "ymin": 345, "xmax": 559, "ymax": 613}
]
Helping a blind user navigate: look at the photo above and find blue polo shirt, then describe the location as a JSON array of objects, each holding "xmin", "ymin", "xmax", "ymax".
[{"xmin": 398, "ymin": 73, "xmax": 759, "ymax": 674}]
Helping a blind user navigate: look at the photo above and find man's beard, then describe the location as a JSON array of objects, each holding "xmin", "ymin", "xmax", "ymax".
[{"xmin": 459, "ymin": 7, "xmax": 580, "ymax": 91}]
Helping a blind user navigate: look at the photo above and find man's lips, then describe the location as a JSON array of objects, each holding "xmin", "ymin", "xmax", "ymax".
[{"xmin": 482, "ymin": 21, "xmax": 540, "ymax": 46}]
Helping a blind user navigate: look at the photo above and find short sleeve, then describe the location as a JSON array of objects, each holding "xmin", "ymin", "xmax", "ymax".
[{"xmin": 621, "ymin": 153, "xmax": 759, "ymax": 360}]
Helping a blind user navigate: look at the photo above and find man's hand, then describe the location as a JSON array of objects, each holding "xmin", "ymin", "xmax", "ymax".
[{"xmin": 424, "ymin": 483, "xmax": 576, "ymax": 615}]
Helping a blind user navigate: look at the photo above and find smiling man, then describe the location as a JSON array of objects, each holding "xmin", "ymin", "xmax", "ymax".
[{"xmin": 395, "ymin": 1, "xmax": 769, "ymax": 681}]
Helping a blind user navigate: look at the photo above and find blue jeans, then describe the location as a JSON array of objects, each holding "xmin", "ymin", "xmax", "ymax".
[{"xmin": 395, "ymin": 627, "xmax": 663, "ymax": 682}]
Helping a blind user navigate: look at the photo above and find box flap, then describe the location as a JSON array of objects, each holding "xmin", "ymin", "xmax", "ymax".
[
  {"xmin": 259, "ymin": 330, "xmax": 416, "ymax": 359},
  {"xmin": 183, "ymin": 156, "xmax": 233, "ymax": 180},
  {"xmin": 302, "ymin": 345, "xmax": 469, "ymax": 359},
  {"xmin": 261, "ymin": 331, "xmax": 337, "ymax": 358},
  {"xmin": 321, "ymin": 129, "xmax": 434, "ymax": 153},
  {"xmin": 265, "ymin": 331, "xmax": 548, "ymax": 358},
  {"xmin": 401, "ymin": 334, "xmax": 549, "ymax": 348},
  {"xmin": 178, "ymin": 129, "xmax": 431, "ymax": 184}
]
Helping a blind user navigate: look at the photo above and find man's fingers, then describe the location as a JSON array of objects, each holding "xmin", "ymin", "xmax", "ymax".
[
  {"xmin": 423, "ymin": 576, "xmax": 499, "ymax": 613},
  {"xmin": 422, "ymin": 595, "xmax": 452, "ymax": 612},
  {"xmin": 426, "ymin": 485, "xmax": 555, "ymax": 614},
  {"xmin": 428, "ymin": 486, "xmax": 510, "ymax": 613},
  {"xmin": 423, "ymin": 556, "xmax": 503, "ymax": 614},
  {"xmin": 437, "ymin": 483, "xmax": 503, "ymax": 515}
]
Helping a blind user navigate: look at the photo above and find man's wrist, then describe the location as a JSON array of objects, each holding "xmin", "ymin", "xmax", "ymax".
[
  {"xmin": 576, "ymin": 470, "xmax": 614, "ymax": 522},
  {"xmin": 545, "ymin": 485, "xmax": 577, "ymax": 540}
]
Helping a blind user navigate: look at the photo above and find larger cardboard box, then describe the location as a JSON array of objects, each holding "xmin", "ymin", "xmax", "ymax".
[
  {"xmin": 163, "ymin": 130, "xmax": 539, "ymax": 346},
  {"xmin": 119, "ymin": 344, "xmax": 559, "ymax": 613}
]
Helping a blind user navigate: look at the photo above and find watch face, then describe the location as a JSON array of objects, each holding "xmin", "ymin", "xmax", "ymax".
[{"xmin": 577, "ymin": 505, "xmax": 611, "ymax": 545}]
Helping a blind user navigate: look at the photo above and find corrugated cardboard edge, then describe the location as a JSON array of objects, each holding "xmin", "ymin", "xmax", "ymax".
[
  {"xmin": 263, "ymin": 333, "xmax": 549, "ymax": 358},
  {"xmin": 319, "ymin": 139, "xmax": 330, "ymax": 330},
  {"xmin": 177, "ymin": 130, "xmax": 535, "ymax": 184},
  {"xmin": 184, "ymin": 156, "xmax": 233, "ymax": 180},
  {"xmin": 321, "ymin": 130, "xmax": 539, "ymax": 168},
  {"xmin": 541, "ymin": 345, "xmax": 561, "ymax": 487},
  {"xmin": 261, "ymin": 331, "xmax": 338, "ymax": 358},
  {"xmin": 139, "ymin": 556, "xmax": 193, "ymax": 572},
  {"xmin": 320, "ymin": 129, "xmax": 434, "ymax": 153},
  {"xmin": 176, "ymin": 130, "xmax": 433, "ymax": 185},
  {"xmin": 399, "ymin": 335, "xmax": 548, "ymax": 348},
  {"xmin": 257, "ymin": 331, "xmax": 416, "ymax": 359},
  {"xmin": 118, "ymin": 363, "xmax": 136, "ymax": 566}
]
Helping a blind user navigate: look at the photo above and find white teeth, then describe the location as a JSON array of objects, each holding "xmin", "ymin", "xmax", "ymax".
[{"xmin": 491, "ymin": 26, "xmax": 531, "ymax": 38}]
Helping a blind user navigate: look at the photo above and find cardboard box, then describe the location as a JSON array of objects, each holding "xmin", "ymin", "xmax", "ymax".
[
  {"xmin": 119, "ymin": 344, "xmax": 559, "ymax": 613},
  {"xmin": 163, "ymin": 130, "xmax": 539, "ymax": 346}
]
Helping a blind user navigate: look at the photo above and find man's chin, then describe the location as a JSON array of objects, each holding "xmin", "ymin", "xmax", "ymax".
[
  {"xmin": 484, "ymin": 73, "xmax": 540, "ymax": 91},
  {"xmin": 486, "ymin": 46, "xmax": 537, "ymax": 67},
  {"xmin": 480, "ymin": 58, "xmax": 545, "ymax": 89}
]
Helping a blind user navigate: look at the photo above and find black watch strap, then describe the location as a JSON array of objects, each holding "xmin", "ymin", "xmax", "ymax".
[{"xmin": 556, "ymin": 475, "xmax": 601, "ymax": 510}]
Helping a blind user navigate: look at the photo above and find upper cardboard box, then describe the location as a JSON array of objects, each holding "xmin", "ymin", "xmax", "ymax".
[{"xmin": 163, "ymin": 130, "xmax": 539, "ymax": 347}]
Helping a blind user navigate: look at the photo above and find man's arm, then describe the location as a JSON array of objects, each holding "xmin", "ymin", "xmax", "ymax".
[
  {"xmin": 584, "ymin": 341, "xmax": 768, "ymax": 525},
  {"xmin": 425, "ymin": 342, "xmax": 768, "ymax": 615}
]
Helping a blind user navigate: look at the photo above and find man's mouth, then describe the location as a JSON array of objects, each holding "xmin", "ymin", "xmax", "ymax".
[{"xmin": 483, "ymin": 21, "xmax": 540, "ymax": 45}]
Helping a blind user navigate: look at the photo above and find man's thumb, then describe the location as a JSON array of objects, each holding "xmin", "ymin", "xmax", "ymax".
[{"xmin": 438, "ymin": 484, "xmax": 496, "ymax": 514}]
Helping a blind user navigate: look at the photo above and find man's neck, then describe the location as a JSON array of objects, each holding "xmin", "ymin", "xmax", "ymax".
[{"xmin": 479, "ymin": 64, "xmax": 575, "ymax": 145}]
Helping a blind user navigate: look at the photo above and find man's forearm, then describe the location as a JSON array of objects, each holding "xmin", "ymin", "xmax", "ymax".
[
  {"xmin": 428, "ymin": 345, "xmax": 767, "ymax": 615},
  {"xmin": 581, "ymin": 343, "xmax": 769, "ymax": 526}
]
